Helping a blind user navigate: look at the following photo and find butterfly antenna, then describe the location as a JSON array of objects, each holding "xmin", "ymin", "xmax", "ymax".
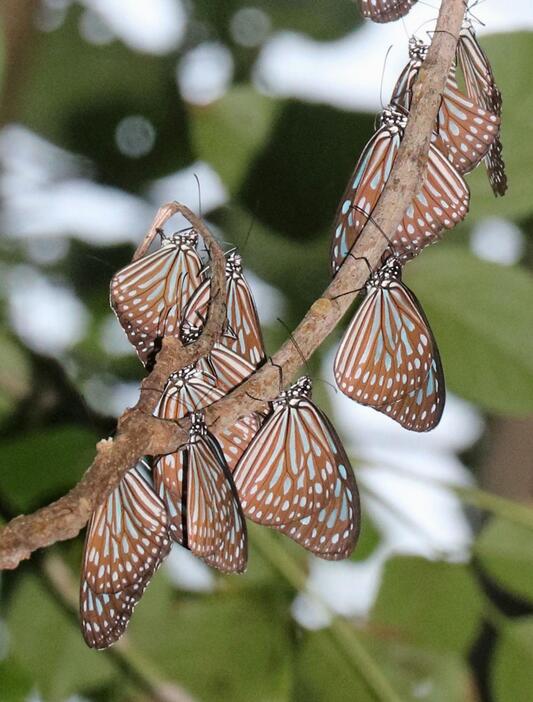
[
  {"xmin": 193, "ymin": 172, "xmax": 203, "ymax": 219},
  {"xmin": 378, "ymin": 44, "xmax": 395, "ymax": 109},
  {"xmin": 241, "ymin": 213, "xmax": 256, "ymax": 255},
  {"xmin": 349, "ymin": 203, "xmax": 396, "ymax": 259},
  {"xmin": 275, "ymin": 317, "xmax": 312, "ymax": 374}
]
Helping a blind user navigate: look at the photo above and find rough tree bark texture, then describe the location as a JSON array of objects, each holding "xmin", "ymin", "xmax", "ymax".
[{"xmin": 0, "ymin": 0, "xmax": 468, "ymax": 570}]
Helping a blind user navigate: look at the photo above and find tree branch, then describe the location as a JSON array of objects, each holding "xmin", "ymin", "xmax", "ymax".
[{"xmin": 0, "ymin": 0, "xmax": 466, "ymax": 570}]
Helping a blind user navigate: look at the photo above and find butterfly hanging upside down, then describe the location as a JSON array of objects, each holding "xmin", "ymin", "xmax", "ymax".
[{"xmin": 334, "ymin": 256, "xmax": 445, "ymax": 432}]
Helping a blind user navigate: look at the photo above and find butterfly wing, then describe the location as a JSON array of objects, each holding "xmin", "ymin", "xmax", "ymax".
[
  {"xmin": 457, "ymin": 23, "xmax": 507, "ymax": 196},
  {"xmin": 436, "ymin": 71, "xmax": 500, "ymax": 174},
  {"xmin": 110, "ymin": 239, "xmax": 204, "ymax": 367},
  {"xmin": 225, "ymin": 271, "xmax": 266, "ymax": 367},
  {"xmin": 180, "ymin": 278, "xmax": 211, "ymax": 337},
  {"xmin": 392, "ymin": 142, "xmax": 469, "ymax": 261},
  {"xmin": 80, "ymin": 461, "xmax": 170, "ymax": 649},
  {"xmin": 154, "ymin": 367, "xmax": 225, "ymax": 421},
  {"xmin": 392, "ymin": 57, "xmax": 500, "ymax": 175},
  {"xmin": 331, "ymin": 125, "xmax": 401, "ymax": 275},
  {"xmin": 234, "ymin": 400, "xmax": 343, "ymax": 526},
  {"xmin": 153, "ymin": 449, "xmax": 187, "ymax": 545},
  {"xmin": 186, "ymin": 432, "xmax": 248, "ymax": 573},
  {"xmin": 358, "ymin": 0, "xmax": 417, "ymax": 22},
  {"xmin": 334, "ymin": 275, "xmax": 444, "ymax": 431}
]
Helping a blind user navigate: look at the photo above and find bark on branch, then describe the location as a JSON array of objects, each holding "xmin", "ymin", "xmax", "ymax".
[{"xmin": 0, "ymin": 0, "xmax": 467, "ymax": 570}]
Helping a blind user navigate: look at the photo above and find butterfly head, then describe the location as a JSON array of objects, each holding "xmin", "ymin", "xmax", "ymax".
[
  {"xmin": 275, "ymin": 375, "xmax": 313, "ymax": 408},
  {"xmin": 408, "ymin": 37, "xmax": 428, "ymax": 62},
  {"xmin": 161, "ymin": 228, "xmax": 199, "ymax": 250},
  {"xmin": 368, "ymin": 256, "xmax": 403, "ymax": 290},
  {"xmin": 189, "ymin": 412, "xmax": 207, "ymax": 442},
  {"xmin": 226, "ymin": 250, "xmax": 243, "ymax": 278},
  {"xmin": 181, "ymin": 323, "xmax": 202, "ymax": 346},
  {"xmin": 169, "ymin": 364, "xmax": 198, "ymax": 389},
  {"xmin": 378, "ymin": 105, "xmax": 408, "ymax": 133}
]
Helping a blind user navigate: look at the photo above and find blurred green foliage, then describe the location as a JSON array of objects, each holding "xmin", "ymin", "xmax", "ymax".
[{"xmin": 0, "ymin": 2, "xmax": 533, "ymax": 701}]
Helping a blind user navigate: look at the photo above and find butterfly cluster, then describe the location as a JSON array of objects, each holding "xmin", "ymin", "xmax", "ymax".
[
  {"xmin": 331, "ymin": 22, "xmax": 506, "ymax": 432},
  {"xmin": 79, "ymin": 15, "xmax": 506, "ymax": 650},
  {"xmin": 81, "ymin": 232, "xmax": 360, "ymax": 648}
]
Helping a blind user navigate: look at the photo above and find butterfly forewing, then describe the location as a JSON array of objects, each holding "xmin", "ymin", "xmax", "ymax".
[
  {"xmin": 233, "ymin": 377, "xmax": 360, "ymax": 558},
  {"xmin": 334, "ymin": 258, "xmax": 444, "ymax": 431},
  {"xmin": 457, "ymin": 22, "xmax": 507, "ymax": 195},
  {"xmin": 357, "ymin": 0, "xmax": 417, "ymax": 22},
  {"xmin": 276, "ymin": 410, "xmax": 359, "ymax": 560},
  {"xmin": 110, "ymin": 232, "xmax": 204, "ymax": 367},
  {"xmin": 225, "ymin": 252, "xmax": 266, "ymax": 366},
  {"xmin": 331, "ymin": 111, "xmax": 404, "ymax": 274},
  {"xmin": 186, "ymin": 430, "xmax": 247, "ymax": 572}
]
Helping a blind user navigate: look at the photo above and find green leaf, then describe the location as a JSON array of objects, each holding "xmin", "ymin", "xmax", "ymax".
[
  {"xmin": 492, "ymin": 617, "xmax": 533, "ymax": 702},
  {"xmin": 405, "ymin": 247, "xmax": 533, "ymax": 414},
  {"xmin": 296, "ymin": 629, "xmax": 475, "ymax": 702},
  {"xmin": 371, "ymin": 556, "xmax": 483, "ymax": 655},
  {"xmin": 0, "ymin": 659, "xmax": 33, "ymax": 702},
  {"xmin": 191, "ymin": 87, "xmax": 279, "ymax": 194},
  {"xmin": 6, "ymin": 574, "xmax": 115, "ymax": 700},
  {"xmin": 0, "ymin": 333, "xmax": 31, "ymax": 421},
  {"xmin": 129, "ymin": 572, "xmax": 293, "ymax": 702},
  {"xmin": 21, "ymin": 5, "xmax": 192, "ymax": 190},
  {"xmin": 465, "ymin": 32, "xmax": 533, "ymax": 222},
  {"xmin": 475, "ymin": 517, "xmax": 533, "ymax": 604},
  {"xmin": 0, "ymin": 426, "xmax": 98, "ymax": 511},
  {"xmin": 350, "ymin": 511, "xmax": 381, "ymax": 562},
  {"xmin": 239, "ymin": 101, "xmax": 375, "ymax": 241},
  {"xmin": 195, "ymin": 0, "xmax": 360, "ymax": 41}
]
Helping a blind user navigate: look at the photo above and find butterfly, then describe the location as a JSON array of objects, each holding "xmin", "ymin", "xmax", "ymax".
[
  {"xmin": 392, "ymin": 37, "xmax": 500, "ymax": 175},
  {"xmin": 80, "ymin": 460, "xmax": 170, "ymax": 649},
  {"xmin": 330, "ymin": 104, "xmax": 470, "ymax": 273},
  {"xmin": 153, "ymin": 411, "xmax": 248, "ymax": 573},
  {"xmin": 356, "ymin": 0, "xmax": 418, "ymax": 23},
  {"xmin": 181, "ymin": 250, "xmax": 266, "ymax": 368},
  {"xmin": 334, "ymin": 256, "xmax": 445, "ymax": 431},
  {"xmin": 457, "ymin": 20, "xmax": 507, "ymax": 195},
  {"xmin": 110, "ymin": 229, "xmax": 205, "ymax": 368},
  {"xmin": 233, "ymin": 376, "xmax": 360, "ymax": 560}
]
